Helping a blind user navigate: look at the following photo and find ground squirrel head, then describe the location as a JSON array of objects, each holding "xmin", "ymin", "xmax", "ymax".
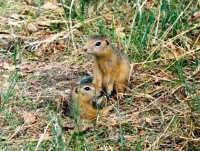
[
  {"xmin": 82, "ymin": 35, "xmax": 111, "ymax": 56},
  {"xmin": 72, "ymin": 77, "xmax": 102, "ymax": 105}
]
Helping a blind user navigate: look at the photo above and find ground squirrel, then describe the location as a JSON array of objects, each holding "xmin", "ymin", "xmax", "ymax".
[
  {"xmin": 82, "ymin": 35, "xmax": 131, "ymax": 98},
  {"xmin": 67, "ymin": 76, "xmax": 112, "ymax": 120}
]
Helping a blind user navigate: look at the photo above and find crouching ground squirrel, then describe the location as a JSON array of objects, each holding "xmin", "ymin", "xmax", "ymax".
[
  {"xmin": 82, "ymin": 35, "xmax": 131, "ymax": 98},
  {"xmin": 67, "ymin": 76, "xmax": 112, "ymax": 120}
]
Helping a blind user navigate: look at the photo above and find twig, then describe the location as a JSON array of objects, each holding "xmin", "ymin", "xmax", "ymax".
[
  {"xmin": 179, "ymin": 136, "xmax": 200, "ymax": 142},
  {"xmin": 141, "ymin": 1, "xmax": 193, "ymax": 68},
  {"xmin": 146, "ymin": 115, "xmax": 175, "ymax": 151},
  {"xmin": 35, "ymin": 122, "xmax": 51, "ymax": 151},
  {"xmin": 69, "ymin": 0, "xmax": 76, "ymax": 51},
  {"xmin": 128, "ymin": 63, "xmax": 134, "ymax": 82}
]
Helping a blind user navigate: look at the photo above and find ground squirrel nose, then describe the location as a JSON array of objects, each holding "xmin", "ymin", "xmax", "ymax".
[{"xmin": 83, "ymin": 48, "xmax": 87, "ymax": 52}]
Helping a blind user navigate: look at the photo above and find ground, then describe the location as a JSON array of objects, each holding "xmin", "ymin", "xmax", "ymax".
[{"xmin": 0, "ymin": 0, "xmax": 200, "ymax": 150}]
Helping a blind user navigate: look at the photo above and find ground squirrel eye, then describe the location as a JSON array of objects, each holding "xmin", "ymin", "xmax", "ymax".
[
  {"xmin": 95, "ymin": 42, "xmax": 101, "ymax": 46},
  {"xmin": 84, "ymin": 87, "xmax": 91, "ymax": 91}
]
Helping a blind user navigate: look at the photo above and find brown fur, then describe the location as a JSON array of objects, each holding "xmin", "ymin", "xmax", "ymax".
[
  {"xmin": 69, "ymin": 77, "xmax": 111, "ymax": 120},
  {"xmin": 82, "ymin": 36, "xmax": 130, "ymax": 96}
]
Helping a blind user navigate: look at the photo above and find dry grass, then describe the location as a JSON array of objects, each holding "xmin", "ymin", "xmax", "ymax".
[{"xmin": 0, "ymin": 0, "xmax": 200, "ymax": 150}]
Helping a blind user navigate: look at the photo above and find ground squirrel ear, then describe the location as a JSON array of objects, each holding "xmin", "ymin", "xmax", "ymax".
[
  {"xmin": 105, "ymin": 40, "xmax": 109, "ymax": 45},
  {"xmin": 74, "ymin": 87, "xmax": 78, "ymax": 94}
]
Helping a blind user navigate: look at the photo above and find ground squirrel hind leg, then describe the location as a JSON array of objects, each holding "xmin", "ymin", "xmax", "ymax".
[{"xmin": 114, "ymin": 82, "xmax": 126, "ymax": 99}]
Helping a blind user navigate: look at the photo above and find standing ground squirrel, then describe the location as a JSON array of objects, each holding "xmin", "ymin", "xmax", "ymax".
[
  {"xmin": 67, "ymin": 76, "xmax": 112, "ymax": 120},
  {"xmin": 82, "ymin": 35, "xmax": 131, "ymax": 98}
]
